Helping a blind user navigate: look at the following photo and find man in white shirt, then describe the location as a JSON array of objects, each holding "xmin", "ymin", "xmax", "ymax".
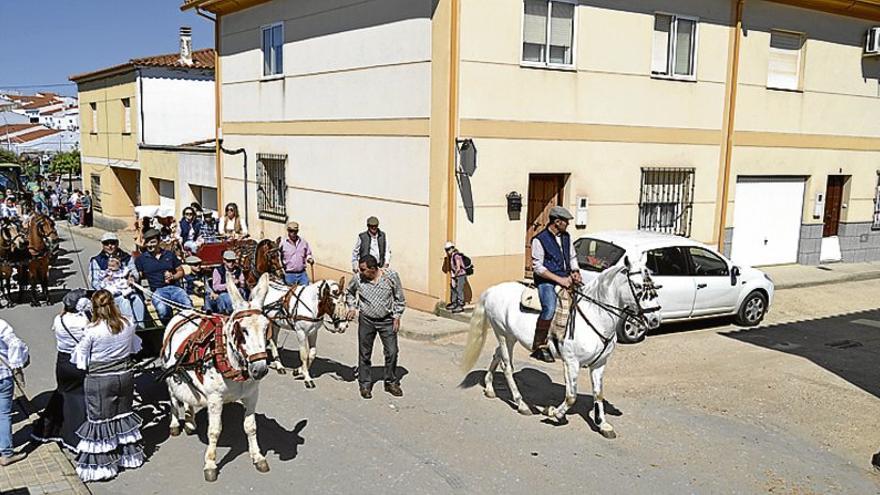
[
  {"xmin": 351, "ymin": 216, "xmax": 391, "ymax": 272},
  {"xmin": 0, "ymin": 197, "xmax": 20, "ymax": 220}
]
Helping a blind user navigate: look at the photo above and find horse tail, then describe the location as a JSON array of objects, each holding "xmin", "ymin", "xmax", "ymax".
[{"xmin": 460, "ymin": 296, "xmax": 489, "ymax": 373}]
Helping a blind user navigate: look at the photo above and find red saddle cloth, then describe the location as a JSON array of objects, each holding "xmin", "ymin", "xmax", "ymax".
[{"xmin": 171, "ymin": 314, "xmax": 247, "ymax": 383}]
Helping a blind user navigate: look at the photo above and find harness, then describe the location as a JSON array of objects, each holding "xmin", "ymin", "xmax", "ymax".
[
  {"xmin": 558, "ymin": 269, "xmax": 660, "ymax": 367},
  {"xmin": 159, "ymin": 308, "xmax": 266, "ymax": 384},
  {"xmin": 263, "ymin": 281, "xmax": 344, "ymax": 332}
]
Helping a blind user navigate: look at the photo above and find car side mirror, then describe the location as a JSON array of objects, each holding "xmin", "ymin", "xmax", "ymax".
[{"xmin": 731, "ymin": 266, "xmax": 741, "ymax": 286}]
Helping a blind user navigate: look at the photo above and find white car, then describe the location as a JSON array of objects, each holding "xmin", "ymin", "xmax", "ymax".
[{"xmin": 574, "ymin": 231, "xmax": 775, "ymax": 343}]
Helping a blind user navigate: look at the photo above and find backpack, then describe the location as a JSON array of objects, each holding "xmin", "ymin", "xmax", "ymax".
[{"xmin": 460, "ymin": 253, "xmax": 474, "ymax": 276}]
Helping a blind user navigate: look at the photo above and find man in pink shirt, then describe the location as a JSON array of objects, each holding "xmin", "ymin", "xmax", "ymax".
[{"xmin": 279, "ymin": 221, "xmax": 314, "ymax": 286}]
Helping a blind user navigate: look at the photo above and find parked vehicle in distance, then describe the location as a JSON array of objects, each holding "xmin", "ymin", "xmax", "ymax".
[{"xmin": 574, "ymin": 231, "xmax": 775, "ymax": 343}]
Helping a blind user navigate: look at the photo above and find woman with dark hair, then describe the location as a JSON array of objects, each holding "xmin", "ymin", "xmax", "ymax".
[
  {"xmin": 177, "ymin": 206, "xmax": 203, "ymax": 254},
  {"xmin": 32, "ymin": 290, "xmax": 90, "ymax": 452},
  {"xmin": 71, "ymin": 290, "xmax": 144, "ymax": 482},
  {"xmin": 217, "ymin": 202, "xmax": 248, "ymax": 239}
]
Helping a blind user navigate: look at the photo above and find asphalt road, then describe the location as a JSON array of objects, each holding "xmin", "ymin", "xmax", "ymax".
[{"xmin": 6, "ymin": 228, "xmax": 880, "ymax": 494}]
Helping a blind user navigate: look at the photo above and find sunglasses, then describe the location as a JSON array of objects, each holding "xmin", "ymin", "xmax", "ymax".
[{"xmin": 102, "ymin": 241, "xmax": 118, "ymax": 245}]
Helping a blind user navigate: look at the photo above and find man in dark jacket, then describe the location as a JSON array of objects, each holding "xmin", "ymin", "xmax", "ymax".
[
  {"xmin": 530, "ymin": 206, "xmax": 581, "ymax": 363},
  {"xmin": 351, "ymin": 216, "xmax": 391, "ymax": 272}
]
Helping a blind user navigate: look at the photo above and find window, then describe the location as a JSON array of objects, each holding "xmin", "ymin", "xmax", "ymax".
[
  {"xmin": 638, "ymin": 167, "xmax": 695, "ymax": 237},
  {"xmin": 873, "ymin": 173, "xmax": 880, "ymax": 230},
  {"xmin": 645, "ymin": 247, "xmax": 689, "ymax": 277},
  {"xmin": 91, "ymin": 174, "xmax": 102, "ymax": 212},
  {"xmin": 767, "ymin": 30, "xmax": 804, "ymax": 91},
  {"xmin": 157, "ymin": 179, "xmax": 175, "ymax": 211},
  {"xmin": 688, "ymin": 247, "xmax": 729, "ymax": 276},
  {"xmin": 522, "ymin": 0, "xmax": 575, "ymax": 67},
  {"xmin": 122, "ymin": 98, "xmax": 131, "ymax": 134},
  {"xmin": 191, "ymin": 185, "xmax": 218, "ymax": 214},
  {"xmin": 256, "ymin": 153, "xmax": 287, "ymax": 222},
  {"xmin": 652, "ymin": 13, "xmax": 698, "ymax": 79},
  {"xmin": 89, "ymin": 102, "xmax": 97, "ymax": 134},
  {"xmin": 262, "ymin": 23, "xmax": 284, "ymax": 76},
  {"xmin": 574, "ymin": 238, "xmax": 626, "ymax": 272}
]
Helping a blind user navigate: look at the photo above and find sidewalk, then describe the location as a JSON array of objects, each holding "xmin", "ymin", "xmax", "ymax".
[
  {"xmin": 763, "ymin": 261, "xmax": 880, "ymax": 290},
  {"xmin": 0, "ymin": 404, "xmax": 90, "ymax": 495}
]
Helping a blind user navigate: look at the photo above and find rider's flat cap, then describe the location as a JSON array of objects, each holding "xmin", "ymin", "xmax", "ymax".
[
  {"xmin": 100, "ymin": 232, "xmax": 119, "ymax": 242},
  {"xmin": 286, "ymin": 221, "xmax": 299, "ymax": 230},
  {"xmin": 143, "ymin": 228, "xmax": 160, "ymax": 240},
  {"xmin": 366, "ymin": 216, "xmax": 379, "ymax": 226},
  {"xmin": 549, "ymin": 206, "xmax": 574, "ymax": 220},
  {"xmin": 222, "ymin": 250, "xmax": 237, "ymax": 261},
  {"xmin": 184, "ymin": 255, "xmax": 202, "ymax": 265}
]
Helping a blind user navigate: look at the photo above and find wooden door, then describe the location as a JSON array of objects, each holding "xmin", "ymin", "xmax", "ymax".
[
  {"xmin": 525, "ymin": 174, "xmax": 565, "ymax": 275},
  {"xmin": 823, "ymin": 176, "xmax": 846, "ymax": 237}
]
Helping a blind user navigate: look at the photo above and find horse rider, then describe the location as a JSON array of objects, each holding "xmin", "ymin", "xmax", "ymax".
[
  {"xmin": 530, "ymin": 206, "xmax": 582, "ymax": 363},
  {"xmin": 208, "ymin": 250, "xmax": 248, "ymax": 315},
  {"xmin": 0, "ymin": 197, "xmax": 20, "ymax": 222},
  {"xmin": 279, "ymin": 221, "xmax": 314, "ymax": 286},
  {"xmin": 134, "ymin": 228, "xmax": 192, "ymax": 325},
  {"xmin": 89, "ymin": 232, "xmax": 147, "ymax": 329},
  {"xmin": 178, "ymin": 206, "xmax": 204, "ymax": 254},
  {"xmin": 351, "ymin": 216, "xmax": 390, "ymax": 272}
]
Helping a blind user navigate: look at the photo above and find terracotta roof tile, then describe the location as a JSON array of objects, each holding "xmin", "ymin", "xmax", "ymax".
[
  {"xmin": 70, "ymin": 49, "xmax": 215, "ymax": 82},
  {"xmin": 0, "ymin": 124, "xmax": 42, "ymax": 135},
  {"xmin": 11, "ymin": 128, "xmax": 60, "ymax": 143}
]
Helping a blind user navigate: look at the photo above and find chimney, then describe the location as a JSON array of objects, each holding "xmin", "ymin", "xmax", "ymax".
[{"xmin": 179, "ymin": 26, "xmax": 193, "ymax": 65}]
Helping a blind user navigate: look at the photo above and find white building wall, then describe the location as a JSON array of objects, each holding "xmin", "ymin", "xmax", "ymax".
[{"xmin": 140, "ymin": 67, "xmax": 215, "ymax": 146}]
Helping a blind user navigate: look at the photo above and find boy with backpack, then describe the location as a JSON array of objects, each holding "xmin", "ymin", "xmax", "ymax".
[{"xmin": 444, "ymin": 242, "xmax": 472, "ymax": 313}]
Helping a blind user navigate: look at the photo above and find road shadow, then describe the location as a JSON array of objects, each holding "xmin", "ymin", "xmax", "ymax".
[
  {"xmin": 188, "ymin": 405, "xmax": 306, "ymax": 472},
  {"xmin": 276, "ymin": 348, "xmax": 356, "ymax": 382},
  {"xmin": 722, "ymin": 308, "xmax": 880, "ymax": 399},
  {"xmin": 133, "ymin": 372, "xmax": 172, "ymax": 459},
  {"xmin": 461, "ymin": 368, "xmax": 621, "ymax": 433}
]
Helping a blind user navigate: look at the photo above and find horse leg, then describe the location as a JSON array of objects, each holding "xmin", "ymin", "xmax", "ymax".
[
  {"xmin": 590, "ymin": 362, "xmax": 616, "ymax": 439},
  {"xmin": 267, "ymin": 332, "xmax": 287, "ymax": 375},
  {"xmin": 297, "ymin": 330, "xmax": 315, "ymax": 388},
  {"xmin": 241, "ymin": 391, "xmax": 269, "ymax": 473},
  {"xmin": 496, "ymin": 329, "xmax": 530, "ymax": 415},
  {"xmin": 41, "ymin": 260, "xmax": 49, "ymax": 304},
  {"xmin": 306, "ymin": 330, "xmax": 318, "ymax": 387},
  {"xmin": 545, "ymin": 357, "xmax": 578, "ymax": 422},
  {"xmin": 203, "ymin": 398, "xmax": 223, "ymax": 482},
  {"xmin": 168, "ymin": 397, "xmax": 183, "ymax": 437},
  {"xmin": 482, "ymin": 347, "xmax": 502, "ymax": 399}
]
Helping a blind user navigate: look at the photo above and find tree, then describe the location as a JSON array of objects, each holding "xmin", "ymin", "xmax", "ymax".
[
  {"xmin": 49, "ymin": 150, "xmax": 81, "ymax": 176},
  {"xmin": 0, "ymin": 148, "xmax": 18, "ymax": 164}
]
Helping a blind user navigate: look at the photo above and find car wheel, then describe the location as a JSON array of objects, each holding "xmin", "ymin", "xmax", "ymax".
[
  {"xmin": 616, "ymin": 316, "xmax": 646, "ymax": 344},
  {"xmin": 735, "ymin": 291, "xmax": 767, "ymax": 327}
]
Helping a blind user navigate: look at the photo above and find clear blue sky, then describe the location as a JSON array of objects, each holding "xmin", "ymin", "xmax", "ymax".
[{"xmin": 0, "ymin": 0, "xmax": 213, "ymax": 96}]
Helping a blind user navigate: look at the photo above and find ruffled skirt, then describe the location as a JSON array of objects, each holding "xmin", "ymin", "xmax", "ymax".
[
  {"xmin": 75, "ymin": 371, "xmax": 144, "ymax": 482},
  {"xmin": 31, "ymin": 352, "xmax": 87, "ymax": 452}
]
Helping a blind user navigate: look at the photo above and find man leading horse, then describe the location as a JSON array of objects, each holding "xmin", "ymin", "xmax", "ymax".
[{"xmin": 530, "ymin": 206, "xmax": 582, "ymax": 363}]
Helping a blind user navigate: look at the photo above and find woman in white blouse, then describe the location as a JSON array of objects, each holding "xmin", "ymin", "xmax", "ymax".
[
  {"xmin": 217, "ymin": 202, "xmax": 249, "ymax": 239},
  {"xmin": 32, "ymin": 290, "xmax": 90, "ymax": 452},
  {"xmin": 71, "ymin": 290, "xmax": 144, "ymax": 482}
]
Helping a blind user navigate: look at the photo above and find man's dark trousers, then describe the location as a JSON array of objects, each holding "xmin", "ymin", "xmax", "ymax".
[{"xmin": 358, "ymin": 314, "xmax": 399, "ymax": 387}]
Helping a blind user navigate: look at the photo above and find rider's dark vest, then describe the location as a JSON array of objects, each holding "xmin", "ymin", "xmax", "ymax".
[
  {"xmin": 212, "ymin": 265, "xmax": 242, "ymax": 294},
  {"xmin": 534, "ymin": 228, "xmax": 572, "ymax": 285},
  {"xmin": 358, "ymin": 230, "xmax": 386, "ymax": 267},
  {"xmin": 179, "ymin": 219, "xmax": 203, "ymax": 243},
  {"xmin": 90, "ymin": 250, "xmax": 132, "ymax": 271}
]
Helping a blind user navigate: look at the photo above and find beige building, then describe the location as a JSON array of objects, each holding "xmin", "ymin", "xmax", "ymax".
[
  {"xmin": 70, "ymin": 29, "xmax": 217, "ymax": 229},
  {"xmin": 185, "ymin": 0, "xmax": 880, "ymax": 312}
]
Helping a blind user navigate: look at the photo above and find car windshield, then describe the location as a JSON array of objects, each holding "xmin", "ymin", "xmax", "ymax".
[{"xmin": 574, "ymin": 238, "xmax": 626, "ymax": 272}]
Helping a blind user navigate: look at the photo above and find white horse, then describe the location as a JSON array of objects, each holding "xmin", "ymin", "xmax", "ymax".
[
  {"xmin": 263, "ymin": 279, "xmax": 349, "ymax": 388},
  {"xmin": 162, "ymin": 273, "xmax": 273, "ymax": 482},
  {"xmin": 461, "ymin": 257, "xmax": 662, "ymax": 438}
]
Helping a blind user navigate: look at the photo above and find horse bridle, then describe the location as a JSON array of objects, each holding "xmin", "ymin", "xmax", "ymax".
[
  {"xmin": 573, "ymin": 268, "xmax": 659, "ymax": 327},
  {"xmin": 228, "ymin": 308, "xmax": 270, "ymax": 365}
]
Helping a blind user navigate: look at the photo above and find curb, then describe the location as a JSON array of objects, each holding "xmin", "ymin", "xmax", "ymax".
[
  {"xmin": 398, "ymin": 327, "xmax": 468, "ymax": 342},
  {"xmin": 774, "ymin": 270, "xmax": 880, "ymax": 291}
]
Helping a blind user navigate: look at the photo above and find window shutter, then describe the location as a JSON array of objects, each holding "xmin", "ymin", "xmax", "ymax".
[
  {"xmin": 673, "ymin": 18, "xmax": 696, "ymax": 76},
  {"xmin": 272, "ymin": 24, "xmax": 283, "ymax": 74},
  {"xmin": 652, "ymin": 14, "xmax": 671, "ymax": 74},
  {"xmin": 523, "ymin": 0, "xmax": 548, "ymax": 62},
  {"xmin": 549, "ymin": 2, "xmax": 574, "ymax": 64},
  {"xmin": 768, "ymin": 31, "xmax": 802, "ymax": 90},
  {"xmin": 262, "ymin": 28, "xmax": 272, "ymax": 75}
]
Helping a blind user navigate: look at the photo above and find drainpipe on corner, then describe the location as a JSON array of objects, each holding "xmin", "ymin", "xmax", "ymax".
[{"xmin": 218, "ymin": 140, "xmax": 247, "ymax": 225}]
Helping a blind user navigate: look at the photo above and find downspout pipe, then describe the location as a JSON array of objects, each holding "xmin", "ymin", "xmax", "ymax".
[{"xmin": 218, "ymin": 139, "xmax": 247, "ymax": 224}]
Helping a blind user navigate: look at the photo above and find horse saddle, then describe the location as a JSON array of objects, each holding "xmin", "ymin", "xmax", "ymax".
[
  {"xmin": 519, "ymin": 284, "xmax": 573, "ymax": 337},
  {"xmin": 519, "ymin": 283, "xmax": 566, "ymax": 313}
]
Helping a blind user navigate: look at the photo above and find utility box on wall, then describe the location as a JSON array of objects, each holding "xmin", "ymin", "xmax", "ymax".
[{"xmin": 575, "ymin": 196, "xmax": 589, "ymax": 228}]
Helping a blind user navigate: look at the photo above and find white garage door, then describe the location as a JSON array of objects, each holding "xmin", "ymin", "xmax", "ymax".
[{"xmin": 730, "ymin": 177, "xmax": 805, "ymax": 266}]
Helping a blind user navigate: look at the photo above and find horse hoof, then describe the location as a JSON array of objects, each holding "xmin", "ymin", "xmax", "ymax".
[
  {"xmin": 169, "ymin": 426, "xmax": 181, "ymax": 437},
  {"xmin": 599, "ymin": 425, "xmax": 617, "ymax": 439},
  {"xmin": 204, "ymin": 468, "xmax": 218, "ymax": 482},
  {"xmin": 292, "ymin": 368, "xmax": 302, "ymax": 378},
  {"xmin": 517, "ymin": 404, "xmax": 532, "ymax": 416},
  {"xmin": 483, "ymin": 389, "xmax": 496, "ymax": 399},
  {"xmin": 255, "ymin": 460, "xmax": 270, "ymax": 473},
  {"xmin": 305, "ymin": 381, "xmax": 316, "ymax": 389},
  {"xmin": 184, "ymin": 424, "xmax": 197, "ymax": 435},
  {"xmin": 275, "ymin": 367, "xmax": 287, "ymax": 375},
  {"xmin": 543, "ymin": 406, "xmax": 556, "ymax": 417}
]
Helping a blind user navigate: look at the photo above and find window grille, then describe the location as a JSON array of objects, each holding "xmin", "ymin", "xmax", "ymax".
[
  {"xmin": 638, "ymin": 167, "xmax": 695, "ymax": 237},
  {"xmin": 256, "ymin": 153, "xmax": 287, "ymax": 223},
  {"xmin": 91, "ymin": 174, "xmax": 102, "ymax": 213},
  {"xmin": 873, "ymin": 173, "xmax": 880, "ymax": 230}
]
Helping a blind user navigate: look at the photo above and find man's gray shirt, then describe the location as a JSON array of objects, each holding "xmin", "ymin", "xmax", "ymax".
[{"xmin": 346, "ymin": 269, "xmax": 406, "ymax": 320}]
